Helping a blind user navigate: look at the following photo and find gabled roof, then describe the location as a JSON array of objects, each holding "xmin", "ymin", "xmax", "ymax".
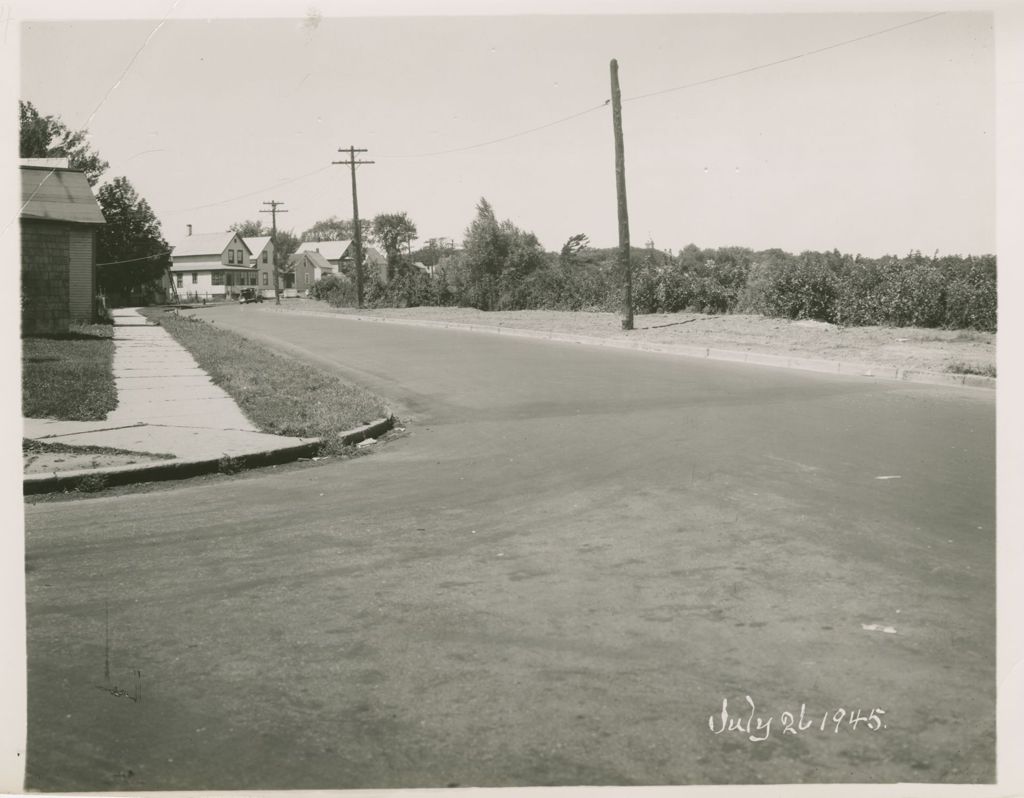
[
  {"xmin": 296, "ymin": 239, "xmax": 352, "ymax": 261},
  {"xmin": 20, "ymin": 166, "xmax": 105, "ymax": 225},
  {"xmin": 172, "ymin": 231, "xmax": 249, "ymax": 258},
  {"xmin": 243, "ymin": 236, "xmax": 272, "ymax": 258},
  {"xmin": 287, "ymin": 250, "xmax": 335, "ymax": 272}
]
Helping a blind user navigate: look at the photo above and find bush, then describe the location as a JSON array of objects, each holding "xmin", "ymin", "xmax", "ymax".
[{"xmin": 311, "ymin": 274, "xmax": 357, "ymax": 307}]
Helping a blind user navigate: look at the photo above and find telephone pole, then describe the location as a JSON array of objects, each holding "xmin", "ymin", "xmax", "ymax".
[
  {"xmin": 260, "ymin": 200, "xmax": 288, "ymax": 305},
  {"xmin": 332, "ymin": 146, "xmax": 374, "ymax": 308},
  {"xmin": 610, "ymin": 59, "xmax": 633, "ymax": 331}
]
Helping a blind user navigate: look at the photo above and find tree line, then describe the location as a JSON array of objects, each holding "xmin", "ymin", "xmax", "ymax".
[{"xmin": 313, "ymin": 198, "xmax": 997, "ymax": 332}]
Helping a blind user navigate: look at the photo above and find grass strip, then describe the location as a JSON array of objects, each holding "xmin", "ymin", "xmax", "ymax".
[
  {"xmin": 140, "ymin": 308, "xmax": 389, "ymax": 448},
  {"xmin": 22, "ymin": 323, "xmax": 117, "ymax": 420}
]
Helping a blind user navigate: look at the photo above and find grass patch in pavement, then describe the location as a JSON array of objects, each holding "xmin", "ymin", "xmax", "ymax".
[
  {"xmin": 22, "ymin": 323, "xmax": 117, "ymax": 420},
  {"xmin": 141, "ymin": 309, "xmax": 389, "ymax": 447}
]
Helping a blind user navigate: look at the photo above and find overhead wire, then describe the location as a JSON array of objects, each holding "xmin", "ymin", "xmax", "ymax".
[
  {"xmin": 622, "ymin": 12, "xmax": 947, "ymax": 104},
  {"xmin": 106, "ymin": 11, "xmax": 946, "ymax": 239}
]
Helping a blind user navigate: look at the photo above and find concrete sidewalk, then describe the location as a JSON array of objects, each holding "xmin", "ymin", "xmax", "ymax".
[{"xmin": 23, "ymin": 308, "xmax": 321, "ymax": 492}]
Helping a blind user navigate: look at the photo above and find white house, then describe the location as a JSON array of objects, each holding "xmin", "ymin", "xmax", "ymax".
[{"xmin": 170, "ymin": 231, "xmax": 256, "ymax": 300}]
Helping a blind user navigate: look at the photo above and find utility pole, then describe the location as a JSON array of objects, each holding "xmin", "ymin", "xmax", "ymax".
[
  {"xmin": 610, "ymin": 58, "xmax": 633, "ymax": 331},
  {"xmin": 260, "ymin": 200, "xmax": 288, "ymax": 305},
  {"xmin": 332, "ymin": 146, "xmax": 374, "ymax": 308}
]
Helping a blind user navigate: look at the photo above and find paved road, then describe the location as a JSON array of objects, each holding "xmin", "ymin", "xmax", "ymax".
[{"xmin": 24, "ymin": 305, "xmax": 995, "ymax": 790}]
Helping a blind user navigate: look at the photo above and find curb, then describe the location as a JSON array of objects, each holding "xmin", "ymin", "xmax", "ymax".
[
  {"xmin": 23, "ymin": 414, "xmax": 396, "ymax": 495},
  {"xmin": 256, "ymin": 306, "xmax": 996, "ymax": 391}
]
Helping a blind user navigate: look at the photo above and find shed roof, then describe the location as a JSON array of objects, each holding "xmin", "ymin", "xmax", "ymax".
[
  {"xmin": 296, "ymin": 239, "xmax": 352, "ymax": 261},
  {"xmin": 172, "ymin": 231, "xmax": 249, "ymax": 258},
  {"xmin": 20, "ymin": 166, "xmax": 105, "ymax": 225}
]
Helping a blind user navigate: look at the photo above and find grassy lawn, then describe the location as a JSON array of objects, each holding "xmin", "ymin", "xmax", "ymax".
[
  {"xmin": 22, "ymin": 323, "xmax": 117, "ymax": 420},
  {"xmin": 140, "ymin": 308, "xmax": 388, "ymax": 448}
]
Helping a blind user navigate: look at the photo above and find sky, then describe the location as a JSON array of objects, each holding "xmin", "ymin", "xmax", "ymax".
[{"xmin": 16, "ymin": 7, "xmax": 995, "ymax": 258}]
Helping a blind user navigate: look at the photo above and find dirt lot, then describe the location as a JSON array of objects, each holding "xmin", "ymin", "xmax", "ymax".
[{"xmin": 289, "ymin": 302, "xmax": 996, "ymax": 376}]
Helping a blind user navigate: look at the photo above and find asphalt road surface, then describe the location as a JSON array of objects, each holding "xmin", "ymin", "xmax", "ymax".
[{"xmin": 23, "ymin": 305, "xmax": 996, "ymax": 790}]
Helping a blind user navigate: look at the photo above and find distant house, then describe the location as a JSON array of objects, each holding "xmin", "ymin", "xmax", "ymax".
[
  {"xmin": 169, "ymin": 231, "xmax": 255, "ymax": 300},
  {"xmin": 295, "ymin": 239, "xmax": 388, "ymax": 283},
  {"xmin": 285, "ymin": 250, "xmax": 337, "ymax": 292},
  {"xmin": 20, "ymin": 161, "xmax": 106, "ymax": 334},
  {"xmin": 243, "ymin": 236, "xmax": 277, "ymax": 298}
]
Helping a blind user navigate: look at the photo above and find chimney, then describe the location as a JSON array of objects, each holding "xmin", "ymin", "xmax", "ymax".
[{"xmin": 187, "ymin": 224, "xmax": 193, "ymax": 237}]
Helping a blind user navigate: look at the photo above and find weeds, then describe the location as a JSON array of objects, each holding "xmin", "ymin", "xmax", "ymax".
[{"xmin": 945, "ymin": 362, "xmax": 996, "ymax": 378}]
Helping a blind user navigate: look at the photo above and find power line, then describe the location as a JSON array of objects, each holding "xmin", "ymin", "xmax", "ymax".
[
  {"xmin": 137, "ymin": 12, "xmax": 945, "ymax": 224},
  {"xmin": 375, "ymin": 102, "xmax": 609, "ymax": 159},
  {"xmin": 97, "ymin": 251, "xmax": 171, "ymax": 267},
  {"xmin": 623, "ymin": 12, "xmax": 946, "ymax": 104},
  {"xmin": 168, "ymin": 165, "xmax": 334, "ymax": 213}
]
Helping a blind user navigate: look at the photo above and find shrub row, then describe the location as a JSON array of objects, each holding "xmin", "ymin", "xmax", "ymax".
[{"xmin": 311, "ymin": 247, "xmax": 997, "ymax": 331}]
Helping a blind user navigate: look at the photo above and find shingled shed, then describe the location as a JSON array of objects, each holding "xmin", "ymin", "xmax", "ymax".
[{"xmin": 20, "ymin": 162, "xmax": 106, "ymax": 334}]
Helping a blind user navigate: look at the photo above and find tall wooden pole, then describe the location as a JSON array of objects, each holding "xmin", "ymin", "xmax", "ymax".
[
  {"xmin": 261, "ymin": 200, "xmax": 288, "ymax": 305},
  {"xmin": 333, "ymin": 146, "xmax": 374, "ymax": 309},
  {"xmin": 610, "ymin": 58, "xmax": 633, "ymax": 331}
]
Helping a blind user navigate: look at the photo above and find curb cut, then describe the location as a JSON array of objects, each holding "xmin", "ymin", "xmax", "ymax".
[
  {"xmin": 23, "ymin": 414, "xmax": 396, "ymax": 495},
  {"xmin": 255, "ymin": 306, "xmax": 996, "ymax": 391}
]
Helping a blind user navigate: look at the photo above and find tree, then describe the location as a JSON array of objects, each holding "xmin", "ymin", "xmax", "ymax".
[
  {"xmin": 460, "ymin": 198, "xmax": 544, "ymax": 309},
  {"xmin": 371, "ymin": 212, "xmax": 418, "ymax": 277},
  {"xmin": 95, "ymin": 177, "xmax": 170, "ymax": 297},
  {"xmin": 19, "ymin": 100, "xmax": 109, "ymax": 186},
  {"xmin": 273, "ymin": 229, "xmax": 300, "ymax": 270},
  {"xmin": 228, "ymin": 219, "xmax": 270, "ymax": 237},
  {"xmin": 301, "ymin": 216, "xmax": 370, "ymax": 242},
  {"xmin": 560, "ymin": 233, "xmax": 590, "ymax": 264}
]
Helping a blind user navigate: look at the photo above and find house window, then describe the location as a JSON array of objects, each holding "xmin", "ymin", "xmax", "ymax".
[
  {"xmin": 228, "ymin": 250, "xmax": 235, "ymax": 264},
  {"xmin": 191, "ymin": 272, "xmax": 198, "ymax": 284},
  {"xmin": 262, "ymin": 272, "xmax": 268, "ymax": 285},
  {"xmin": 212, "ymin": 271, "xmax": 224, "ymax": 285},
  {"xmin": 237, "ymin": 250, "xmax": 243, "ymax": 264},
  {"xmin": 262, "ymin": 251, "xmax": 268, "ymax": 263},
  {"xmin": 176, "ymin": 274, "xmax": 183, "ymax": 288},
  {"xmin": 305, "ymin": 272, "xmax": 310, "ymax": 285}
]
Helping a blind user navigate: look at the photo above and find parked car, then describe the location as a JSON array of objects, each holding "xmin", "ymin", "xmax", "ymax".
[{"xmin": 239, "ymin": 288, "xmax": 263, "ymax": 304}]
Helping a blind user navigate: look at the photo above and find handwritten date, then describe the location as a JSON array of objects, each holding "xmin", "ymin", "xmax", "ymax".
[{"xmin": 709, "ymin": 696, "xmax": 886, "ymax": 742}]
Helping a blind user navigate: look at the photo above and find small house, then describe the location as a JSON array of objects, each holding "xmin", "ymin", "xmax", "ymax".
[
  {"xmin": 295, "ymin": 239, "xmax": 388, "ymax": 283},
  {"xmin": 285, "ymin": 251, "xmax": 336, "ymax": 293},
  {"xmin": 20, "ymin": 162, "xmax": 106, "ymax": 335},
  {"xmin": 169, "ymin": 231, "xmax": 255, "ymax": 300}
]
